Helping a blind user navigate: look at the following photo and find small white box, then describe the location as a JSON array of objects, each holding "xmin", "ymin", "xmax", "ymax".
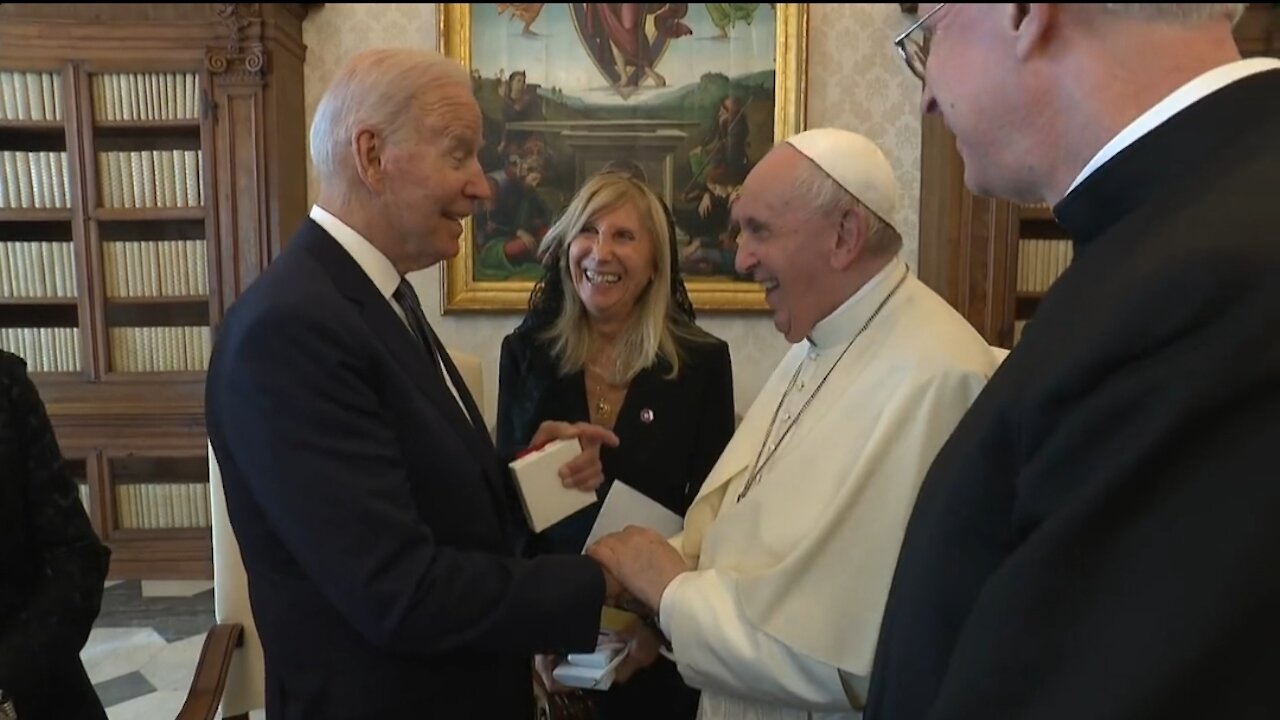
[
  {"xmin": 508, "ymin": 438, "xmax": 597, "ymax": 532},
  {"xmin": 554, "ymin": 640, "xmax": 630, "ymax": 691},
  {"xmin": 567, "ymin": 639, "xmax": 627, "ymax": 669}
]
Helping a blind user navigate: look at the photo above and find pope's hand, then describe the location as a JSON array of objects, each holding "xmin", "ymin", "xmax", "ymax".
[
  {"xmin": 587, "ymin": 526, "xmax": 688, "ymax": 612},
  {"xmin": 529, "ymin": 421, "xmax": 620, "ymax": 491}
]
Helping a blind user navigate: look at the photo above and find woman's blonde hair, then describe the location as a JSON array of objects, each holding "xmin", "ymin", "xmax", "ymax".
[{"xmin": 536, "ymin": 172, "xmax": 705, "ymax": 382}]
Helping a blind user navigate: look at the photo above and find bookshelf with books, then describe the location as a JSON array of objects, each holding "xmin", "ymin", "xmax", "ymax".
[
  {"xmin": 908, "ymin": 3, "xmax": 1278, "ymax": 349},
  {"xmin": 1009, "ymin": 204, "xmax": 1074, "ymax": 345},
  {"xmin": 85, "ymin": 69, "xmax": 215, "ymax": 382},
  {"xmin": 0, "ymin": 4, "xmax": 313, "ymax": 579}
]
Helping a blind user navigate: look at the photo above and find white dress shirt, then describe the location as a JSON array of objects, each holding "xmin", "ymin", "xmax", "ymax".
[
  {"xmin": 1066, "ymin": 57, "xmax": 1280, "ymax": 196},
  {"xmin": 309, "ymin": 205, "xmax": 469, "ymax": 416}
]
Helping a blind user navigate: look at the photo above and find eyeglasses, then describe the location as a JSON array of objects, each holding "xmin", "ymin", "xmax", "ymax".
[{"xmin": 894, "ymin": 3, "xmax": 948, "ymax": 82}]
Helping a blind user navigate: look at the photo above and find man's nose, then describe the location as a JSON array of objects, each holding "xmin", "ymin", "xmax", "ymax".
[
  {"xmin": 467, "ymin": 161, "xmax": 492, "ymax": 200},
  {"xmin": 734, "ymin": 240, "xmax": 756, "ymax": 277}
]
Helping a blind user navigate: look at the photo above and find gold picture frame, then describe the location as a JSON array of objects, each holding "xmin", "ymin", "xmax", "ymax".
[{"xmin": 438, "ymin": 3, "xmax": 808, "ymax": 313}]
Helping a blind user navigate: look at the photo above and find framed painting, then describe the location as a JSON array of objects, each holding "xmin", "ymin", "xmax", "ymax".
[{"xmin": 438, "ymin": 3, "xmax": 808, "ymax": 312}]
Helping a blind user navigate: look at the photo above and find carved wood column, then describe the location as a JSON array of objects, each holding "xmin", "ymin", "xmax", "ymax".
[{"xmin": 206, "ymin": 3, "xmax": 270, "ymax": 326}]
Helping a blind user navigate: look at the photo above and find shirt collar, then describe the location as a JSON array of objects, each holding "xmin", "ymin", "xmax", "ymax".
[
  {"xmin": 309, "ymin": 204, "xmax": 402, "ymax": 301},
  {"xmin": 807, "ymin": 255, "xmax": 908, "ymax": 351},
  {"xmin": 1065, "ymin": 57, "xmax": 1280, "ymax": 197}
]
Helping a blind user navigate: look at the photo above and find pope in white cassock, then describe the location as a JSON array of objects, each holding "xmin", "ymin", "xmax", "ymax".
[{"xmin": 588, "ymin": 128, "xmax": 1000, "ymax": 720}]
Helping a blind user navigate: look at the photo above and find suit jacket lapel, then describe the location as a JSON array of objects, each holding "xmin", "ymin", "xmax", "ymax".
[
  {"xmin": 359, "ymin": 300, "xmax": 485, "ymax": 448},
  {"xmin": 296, "ymin": 224, "xmax": 510, "ymax": 513}
]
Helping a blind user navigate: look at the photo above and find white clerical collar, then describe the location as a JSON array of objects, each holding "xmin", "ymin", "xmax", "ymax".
[
  {"xmin": 1065, "ymin": 57, "xmax": 1280, "ymax": 197},
  {"xmin": 310, "ymin": 204, "xmax": 402, "ymax": 302},
  {"xmin": 807, "ymin": 255, "xmax": 907, "ymax": 351}
]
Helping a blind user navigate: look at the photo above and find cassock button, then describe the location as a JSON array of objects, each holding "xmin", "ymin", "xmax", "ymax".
[{"xmin": 640, "ymin": 408, "xmax": 654, "ymax": 423}]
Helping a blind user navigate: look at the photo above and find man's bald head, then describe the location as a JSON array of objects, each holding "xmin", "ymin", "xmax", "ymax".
[{"xmin": 310, "ymin": 48, "xmax": 472, "ymax": 191}]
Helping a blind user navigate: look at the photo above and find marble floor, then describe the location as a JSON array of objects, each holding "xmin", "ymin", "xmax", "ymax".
[{"xmin": 81, "ymin": 579, "xmax": 264, "ymax": 720}]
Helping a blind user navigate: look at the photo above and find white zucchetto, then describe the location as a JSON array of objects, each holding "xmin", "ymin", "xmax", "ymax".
[{"xmin": 785, "ymin": 128, "xmax": 899, "ymax": 226}]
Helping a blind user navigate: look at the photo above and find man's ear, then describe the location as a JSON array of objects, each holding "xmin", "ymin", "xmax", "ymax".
[
  {"xmin": 830, "ymin": 205, "xmax": 867, "ymax": 271},
  {"xmin": 1011, "ymin": 3, "xmax": 1055, "ymax": 61},
  {"xmin": 351, "ymin": 126, "xmax": 386, "ymax": 193}
]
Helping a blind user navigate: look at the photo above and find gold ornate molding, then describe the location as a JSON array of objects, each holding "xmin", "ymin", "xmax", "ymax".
[{"xmin": 207, "ymin": 3, "xmax": 267, "ymax": 79}]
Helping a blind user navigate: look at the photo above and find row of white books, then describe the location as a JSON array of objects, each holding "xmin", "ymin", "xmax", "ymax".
[
  {"xmin": 0, "ymin": 151, "xmax": 71, "ymax": 209},
  {"xmin": 0, "ymin": 241, "xmax": 76, "ymax": 298},
  {"xmin": 97, "ymin": 150, "xmax": 204, "ymax": 209},
  {"xmin": 0, "ymin": 71, "xmax": 62, "ymax": 122},
  {"xmin": 109, "ymin": 326, "xmax": 211, "ymax": 373},
  {"xmin": 115, "ymin": 482, "xmax": 211, "ymax": 530},
  {"xmin": 1017, "ymin": 238, "xmax": 1074, "ymax": 294},
  {"xmin": 103, "ymin": 240, "xmax": 209, "ymax": 298},
  {"xmin": 91, "ymin": 72, "xmax": 200, "ymax": 123},
  {"xmin": 0, "ymin": 328, "xmax": 80, "ymax": 373}
]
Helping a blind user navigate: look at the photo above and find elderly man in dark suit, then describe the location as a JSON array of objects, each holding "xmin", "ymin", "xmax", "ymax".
[
  {"xmin": 868, "ymin": 4, "xmax": 1280, "ymax": 719},
  {"xmin": 205, "ymin": 48, "xmax": 621, "ymax": 720}
]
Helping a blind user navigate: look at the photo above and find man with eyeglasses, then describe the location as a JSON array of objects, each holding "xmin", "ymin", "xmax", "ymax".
[{"xmin": 868, "ymin": 4, "xmax": 1280, "ymax": 720}]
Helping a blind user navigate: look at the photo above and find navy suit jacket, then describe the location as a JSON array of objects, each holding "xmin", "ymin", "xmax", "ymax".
[{"xmin": 205, "ymin": 219, "xmax": 604, "ymax": 720}]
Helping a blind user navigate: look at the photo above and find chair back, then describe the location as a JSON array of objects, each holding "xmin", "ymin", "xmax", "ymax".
[
  {"xmin": 448, "ymin": 347, "xmax": 485, "ymax": 420},
  {"xmin": 207, "ymin": 440, "xmax": 265, "ymax": 717}
]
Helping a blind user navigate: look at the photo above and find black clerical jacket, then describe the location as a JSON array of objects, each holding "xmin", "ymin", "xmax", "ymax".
[{"xmin": 867, "ymin": 68, "xmax": 1280, "ymax": 720}]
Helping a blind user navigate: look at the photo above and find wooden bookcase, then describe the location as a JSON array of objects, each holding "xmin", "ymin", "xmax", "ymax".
[
  {"xmin": 0, "ymin": 3, "xmax": 313, "ymax": 579},
  {"xmin": 911, "ymin": 3, "xmax": 1279, "ymax": 348}
]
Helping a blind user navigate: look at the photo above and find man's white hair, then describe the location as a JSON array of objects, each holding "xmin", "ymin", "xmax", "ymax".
[
  {"xmin": 309, "ymin": 48, "xmax": 470, "ymax": 189},
  {"xmin": 1102, "ymin": 4, "xmax": 1247, "ymax": 24},
  {"xmin": 792, "ymin": 159, "xmax": 903, "ymax": 256}
]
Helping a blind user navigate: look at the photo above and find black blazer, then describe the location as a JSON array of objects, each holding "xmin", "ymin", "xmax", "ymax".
[
  {"xmin": 497, "ymin": 325, "xmax": 735, "ymax": 720},
  {"xmin": 205, "ymin": 220, "xmax": 606, "ymax": 720},
  {"xmin": 0, "ymin": 350, "xmax": 109, "ymax": 720},
  {"xmin": 497, "ymin": 326, "xmax": 736, "ymax": 555},
  {"xmin": 867, "ymin": 70, "xmax": 1280, "ymax": 720}
]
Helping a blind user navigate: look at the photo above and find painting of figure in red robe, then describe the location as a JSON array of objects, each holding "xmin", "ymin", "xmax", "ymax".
[{"xmin": 451, "ymin": 3, "xmax": 801, "ymax": 306}]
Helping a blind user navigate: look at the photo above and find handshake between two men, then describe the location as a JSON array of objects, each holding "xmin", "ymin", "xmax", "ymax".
[{"xmin": 523, "ymin": 420, "xmax": 693, "ymax": 692}]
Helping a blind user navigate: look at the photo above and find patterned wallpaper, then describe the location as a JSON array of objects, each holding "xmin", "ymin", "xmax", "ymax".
[{"xmin": 301, "ymin": 3, "xmax": 923, "ymax": 426}]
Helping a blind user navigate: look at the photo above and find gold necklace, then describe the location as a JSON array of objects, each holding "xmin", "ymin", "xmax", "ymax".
[
  {"xmin": 594, "ymin": 389, "xmax": 613, "ymax": 419},
  {"xmin": 585, "ymin": 361, "xmax": 624, "ymax": 420}
]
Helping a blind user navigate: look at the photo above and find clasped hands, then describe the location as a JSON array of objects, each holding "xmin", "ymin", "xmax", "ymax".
[
  {"xmin": 529, "ymin": 420, "xmax": 686, "ymax": 613},
  {"xmin": 527, "ymin": 421, "xmax": 688, "ymax": 692},
  {"xmin": 538, "ymin": 525, "xmax": 690, "ymax": 693}
]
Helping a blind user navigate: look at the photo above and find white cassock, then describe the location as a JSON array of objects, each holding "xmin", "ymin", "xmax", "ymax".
[{"xmin": 658, "ymin": 255, "xmax": 1001, "ymax": 720}]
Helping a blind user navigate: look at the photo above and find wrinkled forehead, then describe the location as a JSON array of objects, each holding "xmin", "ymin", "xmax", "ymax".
[
  {"xmin": 734, "ymin": 149, "xmax": 802, "ymax": 217},
  {"xmin": 424, "ymin": 83, "xmax": 483, "ymax": 141}
]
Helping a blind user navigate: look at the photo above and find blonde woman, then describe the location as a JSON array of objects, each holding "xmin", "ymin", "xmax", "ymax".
[{"xmin": 498, "ymin": 170, "xmax": 735, "ymax": 720}]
